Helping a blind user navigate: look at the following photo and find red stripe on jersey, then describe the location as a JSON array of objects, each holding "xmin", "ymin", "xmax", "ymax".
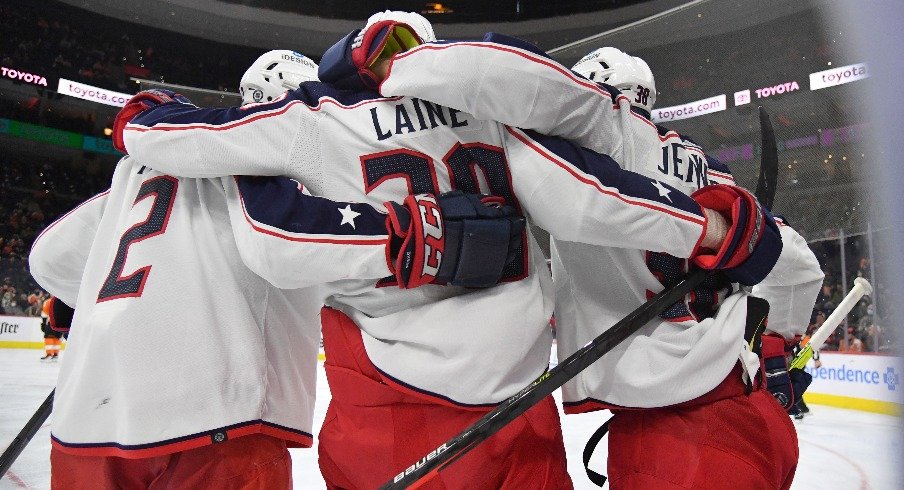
[
  {"xmin": 51, "ymin": 421, "xmax": 313, "ymax": 459},
  {"xmin": 506, "ymin": 128, "xmax": 706, "ymax": 226},
  {"xmin": 384, "ymin": 42, "xmax": 632, "ymax": 109},
  {"xmin": 707, "ymin": 169, "xmax": 734, "ymax": 181},
  {"xmin": 634, "ymin": 114, "xmax": 684, "ymax": 143}
]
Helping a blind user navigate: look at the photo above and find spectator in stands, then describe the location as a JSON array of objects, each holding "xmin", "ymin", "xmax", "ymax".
[
  {"xmin": 1, "ymin": 282, "xmax": 15, "ymax": 311},
  {"xmin": 815, "ymin": 280, "xmax": 841, "ymax": 314},
  {"xmin": 26, "ymin": 289, "xmax": 46, "ymax": 316},
  {"xmin": 844, "ymin": 326, "xmax": 864, "ymax": 352},
  {"xmin": 4, "ymin": 297, "xmax": 24, "ymax": 316},
  {"xmin": 865, "ymin": 323, "xmax": 883, "ymax": 352},
  {"xmin": 856, "ymin": 256, "xmax": 870, "ymax": 278}
]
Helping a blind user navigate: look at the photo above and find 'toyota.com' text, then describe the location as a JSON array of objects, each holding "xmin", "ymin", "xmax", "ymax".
[
  {"xmin": 655, "ymin": 99, "xmax": 723, "ymax": 122},
  {"xmin": 67, "ymin": 83, "xmax": 129, "ymax": 105}
]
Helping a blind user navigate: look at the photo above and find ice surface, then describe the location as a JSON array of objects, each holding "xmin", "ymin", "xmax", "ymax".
[{"xmin": 1, "ymin": 348, "xmax": 901, "ymax": 489}]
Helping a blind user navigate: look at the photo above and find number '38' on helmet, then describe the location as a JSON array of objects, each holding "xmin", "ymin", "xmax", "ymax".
[{"xmin": 571, "ymin": 47, "xmax": 657, "ymax": 113}]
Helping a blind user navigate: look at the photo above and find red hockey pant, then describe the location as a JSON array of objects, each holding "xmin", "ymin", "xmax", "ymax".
[
  {"xmin": 50, "ymin": 433, "xmax": 292, "ymax": 489},
  {"xmin": 318, "ymin": 307, "xmax": 573, "ymax": 490},
  {"xmin": 606, "ymin": 366, "xmax": 798, "ymax": 490}
]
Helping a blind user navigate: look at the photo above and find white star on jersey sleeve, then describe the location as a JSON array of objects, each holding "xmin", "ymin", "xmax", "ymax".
[
  {"xmin": 652, "ymin": 180, "xmax": 673, "ymax": 202},
  {"xmin": 338, "ymin": 205, "xmax": 362, "ymax": 229}
]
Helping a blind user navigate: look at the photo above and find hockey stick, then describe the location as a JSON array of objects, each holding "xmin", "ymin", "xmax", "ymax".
[
  {"xmin": 382, "ymin": 269, "xmax": 710, "ymax": 488},
  {"xmin": 381, "ymin": 112, "xmax": 780, "ymax": 489},
  {"xmin": 0, "ymin": 389, "xmax": 54, "ymax": 479},
  {"xmin": 756, "ymin": 106, "xmax": 778, "ymax": 213},
  {"xmin": 790, "ymin": 277, "xmax": 872, "ymax": 370}
]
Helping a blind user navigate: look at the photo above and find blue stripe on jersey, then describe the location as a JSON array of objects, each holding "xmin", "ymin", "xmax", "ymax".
[
  {"xmin": 130, "ymin": 82, "xmax": 387, "ymax": 128},
  {"xmin": 521, "ymin": 130, "xmax": 704, "ymax": 218},
  {"xmin": 236, "ymin": 176, "xmax": 387, "ymax": 237},
  {"xmin": 481, "ymin": 33, "xmax": 553, "ymax": 59}
]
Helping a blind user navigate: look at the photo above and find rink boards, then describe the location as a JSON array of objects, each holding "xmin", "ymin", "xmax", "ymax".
[
  {"xmin": 2, "ymin": 314, "xmax": 900, "ymax": 415},
  {"xmin": 0, "ymin": 315, "xmax": 59, "ymax": 350},
  {"xmin": 803, "ymin": 352, "xmax": 902, "ymax": 415}
]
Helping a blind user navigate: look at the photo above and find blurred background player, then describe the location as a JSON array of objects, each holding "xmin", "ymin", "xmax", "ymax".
[
  {"xmin": 39, "ymin": 295, "xmax": 62, "ymax": 361},
  {"xmin": 791, "ymin": 341, "xmax": 820, "ymax": 420},
  {"xmin": 369, "ymin": 38, "xmax": 821, "ymax": 488}
]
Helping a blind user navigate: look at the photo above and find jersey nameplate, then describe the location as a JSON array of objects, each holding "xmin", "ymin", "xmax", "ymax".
[
  {"xmin": 370, "ymin": 98, "xmax": 470, "ymax": 141},
  {"xmin": 658, "ymin": 142, "xmax": 709, "ymax": 189}
]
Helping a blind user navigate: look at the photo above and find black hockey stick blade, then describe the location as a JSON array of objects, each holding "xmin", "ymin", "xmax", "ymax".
[
  {"xmin": 0, "ymin": 389, "xmax": 54, "ymax": 479},
  {"xmin": 756, "ymin": 106, "xmax": 778, "ymax": 210},
  {"xmin": 380, "ymin": 268, "xmax": 709, "ymax": 489}
]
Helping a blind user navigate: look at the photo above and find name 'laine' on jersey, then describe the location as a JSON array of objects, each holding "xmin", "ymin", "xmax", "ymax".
[{"xmin": 370, "ymin": 97, "xmax": 470, "ymax": 141}]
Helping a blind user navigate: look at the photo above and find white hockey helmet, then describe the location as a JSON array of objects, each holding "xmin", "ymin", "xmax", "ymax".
[
  {"xmin": 239, "ymin": 50, "xmax": 319, "ymax": 105},
  {"xmin": 365, "ymin": 10, "xmax": 437, "ymax": 42},
  {"xmin": 572, "ymin": 47, "xmax": 657, "ymax": 113}
]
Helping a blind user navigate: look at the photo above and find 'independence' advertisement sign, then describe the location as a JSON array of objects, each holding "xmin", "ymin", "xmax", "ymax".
[{"xmin": 804, "ymin": 352, "xmax": 902, "ymax": 413}]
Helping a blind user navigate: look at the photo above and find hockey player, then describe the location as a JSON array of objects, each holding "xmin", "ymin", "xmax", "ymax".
[
  {"xmin": 116, "ymin": 21, "xmax": 781, "ymax": 489},
  {"xmin": 39, "ymin": 296, "xmax": 62, "ymax": 361},
  {"xmin": 565, "ymin": 48, "xmax": 821, "ymax": 487},
  {"xmin": 368, "ymin": 37, "xmax": 823, "ymax": 488},
  {"xmin": 28, "ymin": 50, "xmax": 522, "ymax": 489}
]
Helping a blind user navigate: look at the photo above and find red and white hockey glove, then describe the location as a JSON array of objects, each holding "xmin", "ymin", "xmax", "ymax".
[
  {"xmin": 318, "ymin": 21, "xmax": 423, "ymax": 90},
  {"xmin": 385, "ymin": 191, "xmax": 525, "ymax": 289},
  {"xmin": 113, "ymin": 89, "xmax": 193, "ymax": 153},
  {"xmin": 690, "ymin": 184, "xmax": 782, "ymax": 286}
]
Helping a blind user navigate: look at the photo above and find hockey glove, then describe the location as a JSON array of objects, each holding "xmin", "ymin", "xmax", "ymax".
[
  {"xmin": 690, "ymin": 184, "xmax": 782, "ymax": 286},
  {"xmin": 761, "ymin": 334, "xmax": 812, "ymax": 411},
  {"xmin": 113, "ymin": 89, "xmax": 193, "ymax": 153},
  {"xmin": 47, "ymin": 297, "xmax": 75, "ymax": 333},
  {"xmin": 385, "ymin": 191, "xmax": 525, "ymax": 289},
  {"xmin": 319, "ymin": 21, "xmax": 423, "ymax": 91}
]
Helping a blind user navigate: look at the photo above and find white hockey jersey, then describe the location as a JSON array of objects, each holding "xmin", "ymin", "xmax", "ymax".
[
  {"xmin": 28, "ymin": 158, "xmax": 393, "ymax": 456},
  {"xmin": 376, "ymin": 38, "xmax": 825, "ymax": 408},
  {"xmin": 122, "ymin": 82, "xmax": 710, "ymax": 406}
]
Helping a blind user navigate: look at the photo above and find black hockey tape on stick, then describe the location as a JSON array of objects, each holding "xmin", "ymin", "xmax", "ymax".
[
  {"xmin": 0, "ymin": 389, "xmax": 54, "ymax": 479},
  {"xmin": 382, "ymin": 111, "xmax": 781, "ymax": 489}
]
